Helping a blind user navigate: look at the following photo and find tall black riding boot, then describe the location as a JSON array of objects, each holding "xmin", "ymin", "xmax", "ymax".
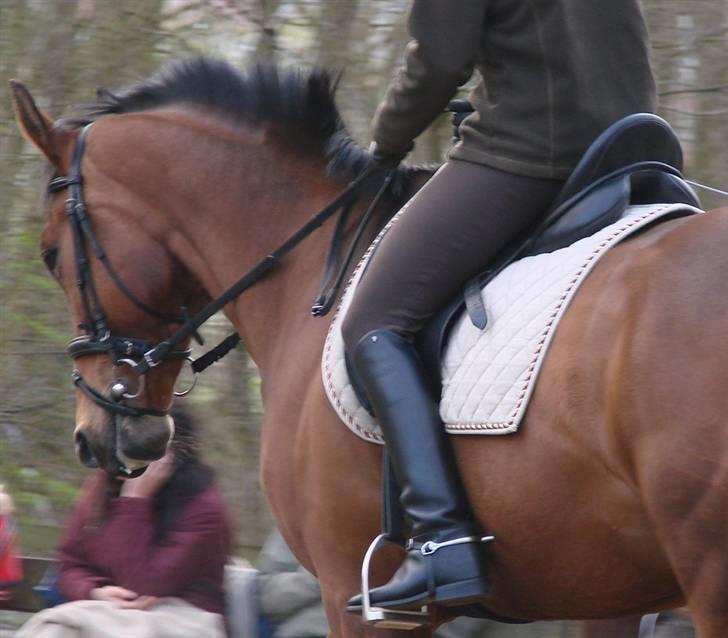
[{"xmin": 347, "ymin": 329, "xmax": 490, "ymax": 611}]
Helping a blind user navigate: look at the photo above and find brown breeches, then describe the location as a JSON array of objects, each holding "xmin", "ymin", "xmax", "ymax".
[{"xmin": 341, "ymin": 160, "xmax": 564, "ymax": 350}]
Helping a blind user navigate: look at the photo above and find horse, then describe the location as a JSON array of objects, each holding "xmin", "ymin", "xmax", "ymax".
[{"xmin": 10, "ymin": 58, "xmax": 728, "ymax": 638}]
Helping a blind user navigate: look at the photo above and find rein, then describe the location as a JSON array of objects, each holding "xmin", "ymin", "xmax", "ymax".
[
  {"xmin": 53, "ymin": 123, "xmax": 397, "ymax": 417},
  {"xmin": 131, "ymin": 161, "xmax": 394, "ymax": 377}
]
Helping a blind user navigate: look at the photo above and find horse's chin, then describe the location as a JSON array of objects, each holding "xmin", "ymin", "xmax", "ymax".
[
  {"xmin": 113, "ymin": 451, "xmax": 151, "ymax": 478},
  {"xmin": 75, "ymin": 412, "xmax": 169, "ymax": 477},
  {"xmin": 116, "ymin": 414, "xmax": 173, "ymax": 463},
  {"xmin": 116, "ymin": 464, "xmax": 148, "ymax": 479},
  {"xmin": 77, "ymin": 437, "xmax": 149, "ymax": 477}
]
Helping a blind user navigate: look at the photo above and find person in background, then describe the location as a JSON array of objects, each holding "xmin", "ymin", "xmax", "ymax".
[
  {"xmin": 257, "ymin": 529, "xmax": 328, "ymax": 638},
  {"xmin": 0, "ymin": 484, "xmax": 22, "ymax": 602},
  {"xmin": 16, "ymin": 404, "xmax": 231, "ymax": 638}
]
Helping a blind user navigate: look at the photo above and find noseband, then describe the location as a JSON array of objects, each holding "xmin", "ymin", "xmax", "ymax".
[{"xmin": 50, "ymin": 123, "xmax": 398, "ymax": 421}]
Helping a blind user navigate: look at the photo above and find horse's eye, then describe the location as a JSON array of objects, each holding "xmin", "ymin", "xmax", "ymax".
[{"xmin": 41, "ymin": 248, "xmax": 58, "ymax": 275}]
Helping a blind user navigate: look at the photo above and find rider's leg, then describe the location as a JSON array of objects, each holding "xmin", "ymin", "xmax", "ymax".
[{"xmin": 342, "ymin": 159, "xmax": 562, "ymax": 610}]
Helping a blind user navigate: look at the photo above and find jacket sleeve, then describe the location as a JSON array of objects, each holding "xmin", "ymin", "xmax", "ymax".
[
  {"xmin": 96, "ymin": 491, "xmax": 228, "ymax": 597},
  {"xmin": 372, "ymin": 0, "xmax": 489, "ymax": 156},
  {"xmin": 56, "ymin": 498, "xmax": 112, "ymax": 601}
]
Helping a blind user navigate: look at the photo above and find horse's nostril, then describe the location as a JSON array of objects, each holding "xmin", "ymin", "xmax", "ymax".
[{"xmin": 75, "ymin": 432, "xmax": 99, "ymax": 468}]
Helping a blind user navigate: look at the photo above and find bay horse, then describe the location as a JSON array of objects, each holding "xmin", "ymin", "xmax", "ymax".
[{"xmin": 10, "ymin": 59, "xmax": 728, "ymax": 637}]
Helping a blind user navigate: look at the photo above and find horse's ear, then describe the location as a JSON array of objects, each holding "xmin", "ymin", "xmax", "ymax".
[{"xmin": 9, "ymin": 79, "xmax": 59, "ymax": 164}]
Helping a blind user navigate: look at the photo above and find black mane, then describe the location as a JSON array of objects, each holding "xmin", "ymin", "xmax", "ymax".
[{"xmin": 68, "ymin": 57, "xmax": 374, "ymax": 178}]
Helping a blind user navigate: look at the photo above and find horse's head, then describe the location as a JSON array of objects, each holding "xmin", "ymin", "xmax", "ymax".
[
  {"xmin": 10, "ymin": 57, "xmax": 428, "ymax": 476},
  {"xmin": 10, "ymin": 81, "xmax": 205, "ymax": 476}
]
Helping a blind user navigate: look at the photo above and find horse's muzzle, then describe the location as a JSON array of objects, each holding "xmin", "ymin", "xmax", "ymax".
[
  {"xmin": 116, "ymin": 414, "xmax": 174, "ymax": 465},
  {"xmin": 74, "ymin": 413, "xmax": 173, "ymax": 475}
]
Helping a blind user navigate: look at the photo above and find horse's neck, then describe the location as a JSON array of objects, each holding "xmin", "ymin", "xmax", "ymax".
[
  {"xmin": 164, "ymin": 159, "xmax": 352, "ymax": 373},
  {"xmin": 222, "ymin": 166, "xmax": 433, "ymax": 376},
  {"xmin": 158, "ymin": 122, "xmax": 433, "ymax": 380}
]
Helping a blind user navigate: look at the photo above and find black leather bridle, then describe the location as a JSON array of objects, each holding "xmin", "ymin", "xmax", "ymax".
[
  {"xmin": 49, "ymin": 124, "xmax": 192, "ymax": 418},
  {"xmin": 49, "ymin": 123, "xmax": 397, "ymax": 419}
]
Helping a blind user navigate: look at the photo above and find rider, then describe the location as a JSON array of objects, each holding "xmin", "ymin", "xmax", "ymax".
[{"xmin": 343, "ymin": 0, "xmax": 655, "ymax": 612}]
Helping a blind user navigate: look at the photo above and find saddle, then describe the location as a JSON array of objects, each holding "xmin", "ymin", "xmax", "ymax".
[
  {"xmin": 414, "ymin": 111, "xmax": 700, "ymax": 396},
  {"xmin": 346, "ymin": 112, "xmax": 699, "ymax": 414},
  {"xmin": 347, "ymin": 112, "xmax": 700, "ymax": 409}
]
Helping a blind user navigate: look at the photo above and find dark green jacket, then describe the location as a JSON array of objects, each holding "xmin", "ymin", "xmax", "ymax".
[{"xmin": 373, "ymin": 0, "xmax": 656, "ymax": 179}]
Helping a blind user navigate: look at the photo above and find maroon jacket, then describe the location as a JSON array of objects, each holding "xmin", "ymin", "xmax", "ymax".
[{"xmin": 56, "ymin": 474, "xmax": 231, "ymax": 614}]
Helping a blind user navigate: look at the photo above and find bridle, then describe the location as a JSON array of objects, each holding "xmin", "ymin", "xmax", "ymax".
[
  {"xmin": 49, "ymin": 123, "xmax": 397, "ymax": 420},
  {"xmin": 49, "ymin": 123, "xmax": 193, "ymax": 418}
]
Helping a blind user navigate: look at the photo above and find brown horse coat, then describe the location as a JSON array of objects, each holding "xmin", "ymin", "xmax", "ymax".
[{"xmin": 10, "ymin": 61, "xmax": 727, "ymax": 637}]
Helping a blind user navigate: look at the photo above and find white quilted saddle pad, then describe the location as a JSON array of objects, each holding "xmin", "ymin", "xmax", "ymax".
[{"xmin": 322, "ymin": 203, "xmax": 700, "ymax": 444}]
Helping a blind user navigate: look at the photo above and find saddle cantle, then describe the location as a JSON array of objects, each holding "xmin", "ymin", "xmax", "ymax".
[{"xmin": 519, "ymin": 111, "xmax": 699, "ymax": 255}]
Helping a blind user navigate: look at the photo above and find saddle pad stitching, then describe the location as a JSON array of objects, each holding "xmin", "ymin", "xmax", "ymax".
[
  {"xmin": 445, "ymin": 206, "xmax": 670, "ymax": 430},
  {"xmin": 321, "ymin": 206, "xmax": 409, "ymax": 444}
]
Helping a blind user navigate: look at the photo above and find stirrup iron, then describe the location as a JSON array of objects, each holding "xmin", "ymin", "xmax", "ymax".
[{"xmin": 360, "ymin": 534, "xmax": 431, "ymax": 630}]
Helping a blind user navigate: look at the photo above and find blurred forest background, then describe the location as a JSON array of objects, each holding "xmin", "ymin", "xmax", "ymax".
[{"xmin": 0, "ymin": 0, "xmax": 726, "ymax": 563}]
